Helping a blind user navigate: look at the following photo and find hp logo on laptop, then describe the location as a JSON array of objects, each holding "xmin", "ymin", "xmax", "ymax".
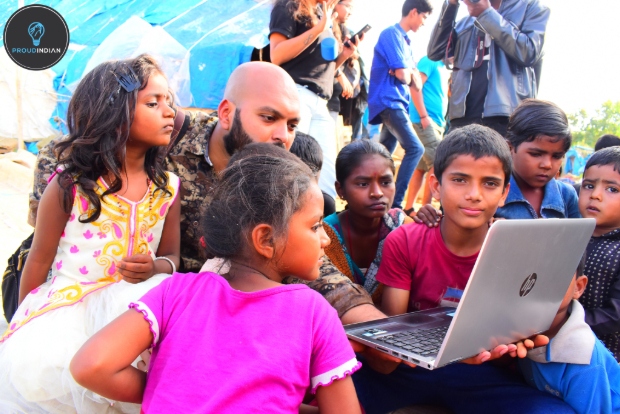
[{"xmin": 519, "ymin": 273, "xmax": 537, "ymax": 297}]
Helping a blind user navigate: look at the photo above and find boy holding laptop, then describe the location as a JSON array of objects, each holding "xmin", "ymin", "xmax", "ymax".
[
  {"xmin": 352, "ymin": 125, "xmax": 574, "ymax": 413},
  {"xmin": 519, "ymin": 253, "xmax": 620, "ymax": 413}
]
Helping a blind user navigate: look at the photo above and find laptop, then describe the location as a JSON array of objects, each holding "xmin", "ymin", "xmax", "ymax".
[{"xmin": 345, "ymin": 218, "xmax": 595, "ymax": 370}]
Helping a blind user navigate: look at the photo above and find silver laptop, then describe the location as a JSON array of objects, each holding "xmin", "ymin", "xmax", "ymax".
[{"xmin": 345, "ymin": 218, "xmax": 595, "ymax": 370}]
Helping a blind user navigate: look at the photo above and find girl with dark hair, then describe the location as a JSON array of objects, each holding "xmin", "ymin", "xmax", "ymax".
[
  {"xmin": 269, "ymin": 0, "xmax": 363, "ymax": 200},
  {"xmin": 325, "ymin": 140, "xmax": 412, "ymax": 304},
  {"xmin": 70, "ymin": 145, "xmax": 361, "ymax": 413},
  {"xmin": 0, "ymin": 55, "xmax": 180, "ymax": 412}
]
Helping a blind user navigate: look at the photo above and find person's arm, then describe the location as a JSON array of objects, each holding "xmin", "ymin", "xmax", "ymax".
[
  {"xmin": 375, "ymin": 228, "xmax": 415, "ymax": 316},
  {"xmin": 410, "ymin": 72, "xmax": 431, "ymax": 129},
  {"xmin": 70, "ymin": 310, "xmax": 152, "ymax": 403},
  {"xmin": 269, "ymin": 0, "xmax": 338, "ymax": 66},
  {"xmin": 381, "ymin": 287, "xmax": 410, "ymax": 316},
  {"xmin": 315, "ymin": 376, "xmax": 361, "ymax": 414},
  {"xmin": 475, "ymin": 0, "xmax": 550, "ymax": 67},
  {"xmin": 299, "ymin": 255, "xmax": 374, "ymax": 320},
  {"xmin": 427, "ymin": 0, "xmax": 460, "ymax": 61},
  {"xmin": 19, "ymin": 175, "xmax": 70, "ymax": 303},
  {"xmin": 335, "ymin": 34, "xmax": 363, "ymax": 70},
  {"xmin": 117, "ymin": 193, "xmax": 181, "ymax": 283},
  {"xmin": 584, "ymin": 269, "xmax": 620, "ymax": 336}
]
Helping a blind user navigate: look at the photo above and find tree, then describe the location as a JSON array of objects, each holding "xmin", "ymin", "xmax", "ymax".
[{"xmin": 569, "ymin": 101, "xmax": 620, "ymax": 148}]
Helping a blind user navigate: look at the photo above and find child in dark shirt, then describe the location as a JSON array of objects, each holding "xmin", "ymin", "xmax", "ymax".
[{"xmin": 578, "ymin": 146, "xmax": 620, "ymax": 361}]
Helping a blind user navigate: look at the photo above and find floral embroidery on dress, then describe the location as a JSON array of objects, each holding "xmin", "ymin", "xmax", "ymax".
[{"xmin": 1, "ymin": 173, "xmax": 180, "ymax": 342}]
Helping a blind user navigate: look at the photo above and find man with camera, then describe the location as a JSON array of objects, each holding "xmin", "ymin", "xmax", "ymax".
[{"xmin": 427, "ymin": 0, "xmax": 550, "ymax": 137}]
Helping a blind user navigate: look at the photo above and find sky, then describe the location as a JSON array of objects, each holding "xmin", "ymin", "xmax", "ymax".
[{"xmin": 347, "ymin": 0, "xmax": 620, "ymax": 118}]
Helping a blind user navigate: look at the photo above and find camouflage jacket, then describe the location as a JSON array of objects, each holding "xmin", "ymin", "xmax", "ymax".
[
  {"xmin": 28, "ymin": 111, "xmax": 373, "ymax": 317},
  {"xmin": 163, "ymin": 111, "xmax": 218, "ymax": 273}
]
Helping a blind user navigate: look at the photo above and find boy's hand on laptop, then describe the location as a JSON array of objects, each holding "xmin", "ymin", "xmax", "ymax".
[
  {"xmin": 461, "ymin": 344, "xmax": 518, "ymax": 364},
  {"xmin": 349, "ymin": 340, "xmax": 417, "ymax": 374},
  {"xmin": 511, "ymin": 334, "xmax": 549, "ymax": 358},
  {"xmin": 460, "ymin": 335, "xmax": 549, "ymax": 364},
  {"xmin": 412, "ymin": 204, "xmax": 442, "ymax": 227}
]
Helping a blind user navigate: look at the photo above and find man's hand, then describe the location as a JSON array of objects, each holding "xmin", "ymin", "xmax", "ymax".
[
  {"xmin": 118, "ymin": 254, "xmax": 155, "ymax": 283},
  {"xmin": 420, "ymin": 116, "xmax": 431, "ymax": 130},
  {"xmin": 463, "ymin": 0, "xmax": 491, "ymax": 17}
]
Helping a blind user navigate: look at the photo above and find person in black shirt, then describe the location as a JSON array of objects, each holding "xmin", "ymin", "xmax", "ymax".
[{"xmin": 269, "ymin": 0, "xmax": 363, "ymax": 200}]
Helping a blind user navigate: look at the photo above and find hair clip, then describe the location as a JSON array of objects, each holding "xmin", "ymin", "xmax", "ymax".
[{"xmin": 114, "ymin": 65, "xmax": 141, "ymax": 93}]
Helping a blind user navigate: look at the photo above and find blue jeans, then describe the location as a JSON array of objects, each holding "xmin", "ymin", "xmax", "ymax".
[
  {"xmin": 353, "ymin": 359, "xmax": 575, "ymax": 414},
  {"xmin": 378, "ymin": 108, "xmax": 424, "ymax": 208}
]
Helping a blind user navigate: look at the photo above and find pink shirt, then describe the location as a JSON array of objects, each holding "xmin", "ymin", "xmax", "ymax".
[
  {"xmin": 131, "ymin": 272, "xmax": 360, "ymax": 413},
  {"xmin": 376, "ymin": 223, "xmax": 478, "ymax": 311}
]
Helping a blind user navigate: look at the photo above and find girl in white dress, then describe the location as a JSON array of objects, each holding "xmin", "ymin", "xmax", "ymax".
[{"xmin": 0, "ymin": 55, "xmax": 180, "ymax": 413}]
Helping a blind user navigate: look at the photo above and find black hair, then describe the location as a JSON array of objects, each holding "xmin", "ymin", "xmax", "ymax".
[
  {"xmin": 576, "ymin": 250, "xmax": 587, "ymax": 278},
  {"xmin": 336, "ymin": 139, "xmax": 395, "ymax": 185},
  {"xmin": 583, "ymin": 146, "xmax": 620, "ymax": 176},
  {"xmin": 290, "ymin": 132, "xmax": 323, "ymax": 176},
  {"xmin": 402, "ymin": 0, "xmax": 432, "ymax": 16},
  {"xmin": 202, "ymin": 143, "xmax": 314, "ymax": 260},
  {"xmin": 434, "ymin": 124, "xmax": 512, "ymax": 187},
  {"xmin": 505, "ymin": 99, "xmax": 572, "ymax": 153},
  {"xmin": 594, "ymin": 134, "xmax": 620, "ymax": 152},
  {"xmin": 55, "ymin": 54, "xmax": 170, "ymax": 223}
]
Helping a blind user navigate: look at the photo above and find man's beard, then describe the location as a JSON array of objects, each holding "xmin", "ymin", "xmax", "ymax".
[
  {"xmin": 223, "ymin": 109, "xmax": 253, "ymax": 156},
  {"xmin": 223, "ymin": 109, "xmax": 285, "ymax": 156}
]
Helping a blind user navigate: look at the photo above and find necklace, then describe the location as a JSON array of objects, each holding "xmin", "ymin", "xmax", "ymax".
[{"xmin": 229, "ymin": 261, "xmax": 273, "ymax": 282}]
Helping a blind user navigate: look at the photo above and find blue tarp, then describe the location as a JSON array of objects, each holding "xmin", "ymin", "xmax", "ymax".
[{"xmin": 0, "ymin": 0, "xmax": 272, "ymax": 134}]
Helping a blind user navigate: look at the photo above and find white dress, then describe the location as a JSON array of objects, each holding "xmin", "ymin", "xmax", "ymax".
[{"xmin": 0, "ymin": 172, "xmax": 180, "ymax": 413}]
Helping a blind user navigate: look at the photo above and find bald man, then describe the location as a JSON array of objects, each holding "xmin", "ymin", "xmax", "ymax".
[
  {"xmin": 165, "ymin": 62, "xmax": 302, "ymax": 272},
  {"xmin": 28, "ymin": 61, "xmax": 377, "ymax": 321}
]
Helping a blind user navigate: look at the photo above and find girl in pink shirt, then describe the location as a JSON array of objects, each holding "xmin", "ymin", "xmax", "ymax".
[{"xmin": 70, "ymin": 144, "xmax": 361, "ymax": 413}]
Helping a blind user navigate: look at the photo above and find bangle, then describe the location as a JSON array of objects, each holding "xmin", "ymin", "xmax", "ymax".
[
  {"xmin": 154, "ymin": 256, "xmax": 176, "ymax": 274},
  {"xmin": 420, "ymin": 115, "xmax": 429, "ymax": 118}
]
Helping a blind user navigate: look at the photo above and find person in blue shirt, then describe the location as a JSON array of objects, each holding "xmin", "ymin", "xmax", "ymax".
[
  {"xmin": 519, "ymin": 253, "xmax": 620, "ymax": 414},
  {"xmin": 403, "ymin": 56, "xmax": 450, "ymax": 215},
  {"xmin": 497, "ymin": 99, "xmax": 580, "ymax": 219},
  {"xmin": 367, "ymin": 0, "xmax": 432, "ymax": 209}
]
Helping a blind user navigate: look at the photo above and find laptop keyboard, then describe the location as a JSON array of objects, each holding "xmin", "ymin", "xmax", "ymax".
[{"xmin": 376, "ymin": 326, "xmax": 449, "ymax": 357}]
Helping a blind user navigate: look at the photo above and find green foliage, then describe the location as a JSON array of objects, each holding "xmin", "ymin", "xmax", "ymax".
[{"xmin": 569, "ymin": 101, "xmax": 620, "ymax": 148}]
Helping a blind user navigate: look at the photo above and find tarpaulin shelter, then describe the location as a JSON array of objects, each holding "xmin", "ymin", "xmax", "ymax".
[{"xmin": 0, "ymin": 0, "xmax": 272, "ymax": 138}]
